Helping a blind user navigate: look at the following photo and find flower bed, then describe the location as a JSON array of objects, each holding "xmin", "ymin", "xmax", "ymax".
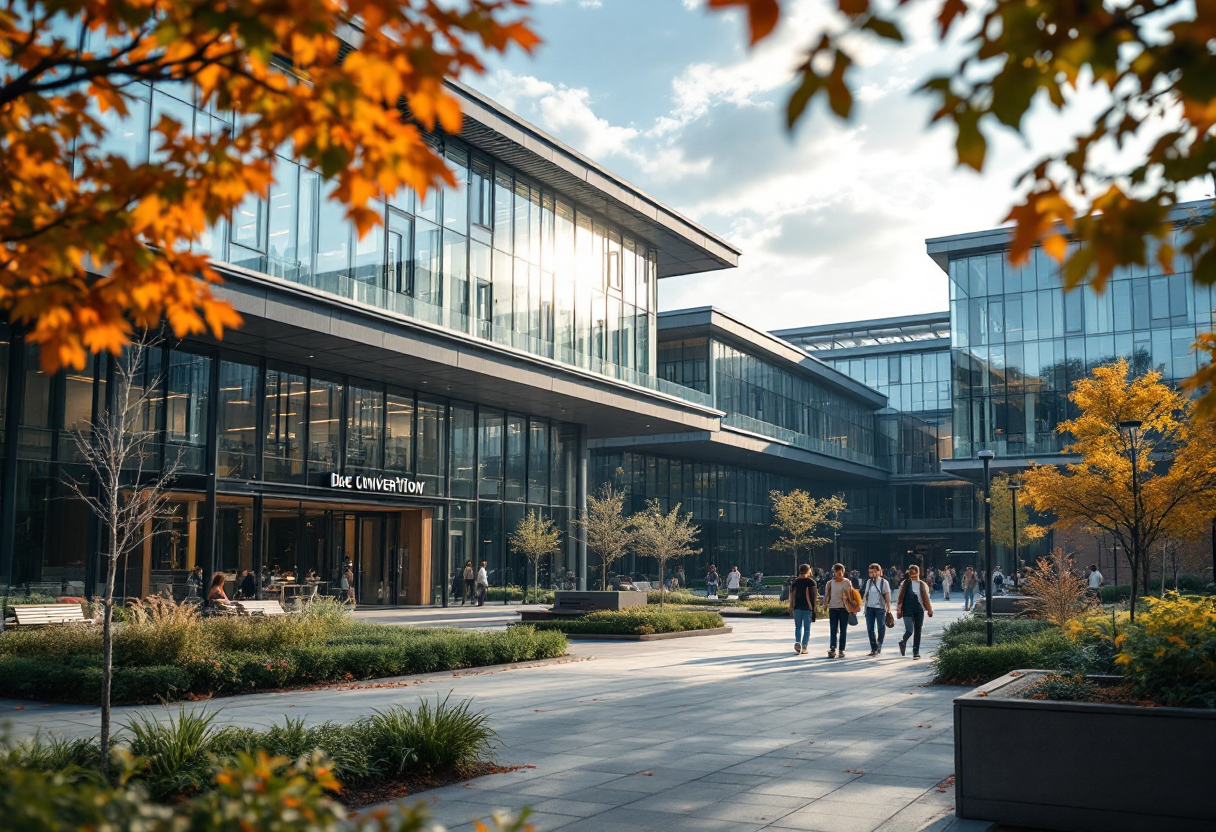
[{"xmin": 0, "ymin": 599, "xmax": 567, "ymax": 704}]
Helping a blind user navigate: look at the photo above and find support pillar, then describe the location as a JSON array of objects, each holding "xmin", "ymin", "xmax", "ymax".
[
  {"xmin": 0, "ymin": 330, "xmax": 25, "ymax": 620},
  {"xmin": 576, "ymin": 425, "xmax": 588, "ymax": 591}
]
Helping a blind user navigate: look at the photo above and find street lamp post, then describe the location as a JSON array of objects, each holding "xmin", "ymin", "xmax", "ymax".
[
  {"xmin": 1008, "ymin": 482, "xmax": 1022, "ymax": 592},
  {"xmin": 1118, "ymin": 420, "xmax": 1143, "ymax": 613},
  {"xmin": 978, "ymin": 450, "xmax": 996, "ymax": 647}
]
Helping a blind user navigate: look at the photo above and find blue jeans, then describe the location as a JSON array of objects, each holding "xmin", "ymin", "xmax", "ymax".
[
  {"xmin": 901, "ymin": 610, "xmax": 925, "ymax": 656},
  {"xmin": 707, "ymin": 583, "xmax": 718, "ymax": 598},
  {"xmin": 828, "ymin": 607, "xmax": 849, "ymax": 652},
  {"xmin": 793, "ymin": 609, "xmax": 812, "ymax": 648},
  {"xmin": 865, "ymin": 606, "xmax": 886, "ymax": 652},
  {"xmin": 963, "ymin": 587, "xmax": 975, "ymax": 609}
]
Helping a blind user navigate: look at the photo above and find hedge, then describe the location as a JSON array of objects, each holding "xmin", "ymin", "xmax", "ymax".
[
  {"xmin": 527, "ymin": 608, "xmax": 724, "ymax": 636},
  {"xmin": 0, "ymin": 624, "xmax": 567, "ymax": 704}
]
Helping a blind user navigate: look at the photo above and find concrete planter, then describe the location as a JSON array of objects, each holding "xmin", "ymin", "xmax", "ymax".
[
  {"xmin": 954, "ymin": 670, "xmax": 1216, "ymax": 832},
  {"xmin": 552, "ymin": 591, "xmax": 647, "ymax": 612}
]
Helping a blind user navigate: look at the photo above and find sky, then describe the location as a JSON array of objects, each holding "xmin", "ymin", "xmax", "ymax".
[{"xmin": 469, "ymin": 0, "xmax": 1207, "ymax": 332}]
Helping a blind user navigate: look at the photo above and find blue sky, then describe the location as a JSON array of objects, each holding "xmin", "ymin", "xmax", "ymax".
[{"xmin": 470, "ymin": 0, "xmax": 1206, "ymax": 331}]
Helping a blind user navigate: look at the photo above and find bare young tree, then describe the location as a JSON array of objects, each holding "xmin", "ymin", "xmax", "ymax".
[
  {"xmin": 769, "ymin": 490, "xmax": 846, "ymax": 576},
  {"xmin": 509, "ymin": 510, "xmax": 563, "ymax": 604},
  {"xmin": 67, "ymin": 337, "xmax": 182, "ymax": 760},
  {"xmin": 631, "ymin": 499, "xmax": 701, "ymax": 607},
  {"xmin": 573, "ymin": 484, "xmax": 634, "ymax": 590}
]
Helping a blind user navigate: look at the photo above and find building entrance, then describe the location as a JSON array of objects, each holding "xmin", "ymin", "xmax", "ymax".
[{"xmin": 258, "ymin": 499, "xmax": 432, "ymax": 606}]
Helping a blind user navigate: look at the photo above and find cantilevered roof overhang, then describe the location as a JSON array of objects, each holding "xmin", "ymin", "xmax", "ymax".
[
  {"xmin": 200, "ymin": 265, "xmax": 724, "ymax": 440},
  {"xmin": 447, "ymin": 81, "xmax": 740, "ymax": 279}
]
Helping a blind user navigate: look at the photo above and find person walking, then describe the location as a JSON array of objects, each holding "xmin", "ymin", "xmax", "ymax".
[
  {"xmin": 825, "ymin": 563, "xmax": 856, "ymax": 658},
  {"xmin": 706, "ymin": 565, "xmax": 720, "ymax": 598},
  {"xmin": 1086, "ymin": 563, "xmax": 1104, "ymax": 600},
  {"xmin": 462, "ymin": 560, "xmax": 475, "ymax": 605},
  {"xmin": 897, "ymin": 564, "xmax": 934, "ymax": 659},
  {"xmin": 862, "ymin": 562, "xmax": 892, "ymax": 656},
  {"xmin": 992, "ymin": 566, "xmax": 1006, "ymax": 596},
  {"xmin": 789, "ymin": 563, "xmax": 818, "ymax": 655},
  {"xmin": 475, "ymin": 560, "xmax": 489, "ymax": 606},
  {"xmin": 940, "ymin": 565, "xmax": 954, "ymax": 600},
  {"xmin": 725, "ymin": 566, "xmax": 742, "ymax": 595},
  {"xmin": 962, "ymin": 565, "xmax": 978, "ymax": 611}
]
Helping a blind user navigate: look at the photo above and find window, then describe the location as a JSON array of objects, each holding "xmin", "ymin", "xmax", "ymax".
[
  {"xmin": 471, "ymin": 158, "xmax": 493, "ymax": 229},
  {"xmin": 414, "ymin": 219, "xmax": 442, "ymax": 307},
  {"xmin": 443, "ymin": 145, "xmax": 469, "ymax": 231},
  {"xmin": 315, "ymin": 184, "xmax": 352, "ymax": 289},
  {"xmin": 308, "ymin": 376, "xmax": 342, "ymax": 475},
  {"xmin": 416, "ymin": 398, "xmax": 447, "ymax": 492},
  {"xmin": 386, "ymin": 209, "xmax": 413, "ymax": 294},
  {"xmin": 450, "ymin": 403, "xmax": 475, "ymax": 499},
  {"xmin": 384, "ymin": 391, "xmax": 414, "ymax": 473},
  {"xmin": 471, "ymin": 240, "xmax": 492, "ymax": 337},
  {"xmin": 166, "ymin": 351, "xmax": 211, "ymax": 472},
  {"xmin": 264, "ymin": 368, "xmax": 305, "ymax": 481},
  {"xmin": 513, "ymin": 180, "xmax": 530, "ymax": 262},
  {"xmin": 528, "ymin": 418, "xmax": 549, "ymax": 504},
  {"xmin": 505, "ymin": 414, "xmax": 525, "ymax": 501},
  {"xmin": 479, "ymin": 410, "xmax": 504, "ymax": 500},
  {"xmin": 267, "ymin": 158, "xmax": 300, "ymax": 279},
  {"xmin": 493, "ymin": 170, "xmax": 513, "ymax": 252},
  {"xmin": 353, "ymin": 203, "xmax": 386, "ymax": 290},
  {"xmin": 295, "ymin": 169, "xmax": 319, "ymax": 281},
  {"xmin": 1150, "ymin": 276, "xmax": 1170, "ymax": 321},
  {"xmin": 218, "ymin": 361, "xmax": 259, "ymax": 479},
  {"xmin": 444, "ymin": 231, "xmax": 469, "ymax": 324},
  {"xmin": 346, "ymin": 385, "xmax": 383, "ymax": 471}
]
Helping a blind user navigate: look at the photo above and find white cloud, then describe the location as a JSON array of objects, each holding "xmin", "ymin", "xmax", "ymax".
[
  {"xmin": 579, "ymin": 0, "xmax": 602, "ymax": 7},
  {"xmin": 476, "ymin": 0, "xmax": 1198, "ymax": 331}
]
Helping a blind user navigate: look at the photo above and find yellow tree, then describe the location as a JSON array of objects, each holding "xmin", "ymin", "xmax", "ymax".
[
  {"xmin": 711, "ymin": 0, "xmax": 1216, "ymax": 413},
  {"xmin": 1022, "ymin": 360, "xmax": 1216, "ymax": 619},
  {"xmin": 1, "ymin": 0, "xmax": 538, "ymax": 372},
  {"xmin": 769, "ymin": 489, "xmax": 845, "ymax": 576}
]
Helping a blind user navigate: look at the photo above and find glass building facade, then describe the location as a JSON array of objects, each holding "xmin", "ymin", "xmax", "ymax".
[
  {"xmin": 0, "ymin": 329, "xmax": 581, "ymax": 604},
  {"xmin": 64, "ymin": 62, "xmax": 662, "ymax": 387},
  {"xmin": 938, "ymin": 223, "xmax": 1215, "ymax": 458}
]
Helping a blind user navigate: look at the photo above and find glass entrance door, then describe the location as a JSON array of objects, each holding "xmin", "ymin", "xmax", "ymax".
[{"xmin": 355, "ymin": 514, "xmax": 396, "ymax": 605}]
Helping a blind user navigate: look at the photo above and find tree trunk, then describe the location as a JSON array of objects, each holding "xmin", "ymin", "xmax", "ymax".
[
  {"xmin": 100, "ymin": 528, "xmax": 117, "ymax": 766},
  {"xmin": 602, "ymin": 559, "xmax": 608, "ymax": 591},
  {"xmin": 533, "ymin": 560, "xmax": 539, "ymax": 605}
]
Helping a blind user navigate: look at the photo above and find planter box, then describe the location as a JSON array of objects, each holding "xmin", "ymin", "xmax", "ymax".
[
  {"xmin": 552, "ymin": 591, "xmax": 647, "ymax": 613},
  {"xmin": 971, "ymin": 595, "xmax": 1031, "ymax": 615},
  {"xmin": 955, "ymin": 670, "xmax": 1216, "ymax": 832}
]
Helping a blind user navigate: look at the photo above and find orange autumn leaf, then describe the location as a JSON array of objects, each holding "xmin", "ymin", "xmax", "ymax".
[{"xmin": 1, "ymin": 0, "xmax": 539, "ymax": 372}]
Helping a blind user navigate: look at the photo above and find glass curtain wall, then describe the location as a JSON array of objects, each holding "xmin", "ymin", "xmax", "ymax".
[
  {"xmin": 56, "ymin": 58, "xmax": 662, "ymax": 386},
  {"xmin": 948, "ymin": 235, "xmax": 1213, "ymax": 457}
]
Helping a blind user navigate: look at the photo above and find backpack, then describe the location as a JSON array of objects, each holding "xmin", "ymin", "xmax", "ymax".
[{"xmin": 994, "ymin": 572, "xmax": 1005, "ymax": 585}]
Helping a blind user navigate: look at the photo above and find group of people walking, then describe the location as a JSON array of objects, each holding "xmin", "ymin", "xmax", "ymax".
[{"xmin": 789, "ymin": 562, "xmax": 935, "ymax": 660}]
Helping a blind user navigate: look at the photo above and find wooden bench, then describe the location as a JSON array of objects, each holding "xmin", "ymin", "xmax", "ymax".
[
  {"xmin": 12, "ymin": 603, "xmax": 95, "ymax": 627},
  {"xmin": 236, "ymin": 600, "xmax": 289, "ymax": 616}
]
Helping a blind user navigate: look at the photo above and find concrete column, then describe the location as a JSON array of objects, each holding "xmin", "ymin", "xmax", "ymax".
[
  {"xmin": 0, "ymin": 330, "xmax": 25, "ymax": 606},
  {"xmin": 577, "ymin": 425, "xmax": 588, "ymax": 590}
]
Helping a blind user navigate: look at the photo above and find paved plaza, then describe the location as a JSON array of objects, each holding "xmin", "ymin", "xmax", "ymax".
[{"xmin": 1, "ymin": 602, "xmax": 1000, "ymax": 832}]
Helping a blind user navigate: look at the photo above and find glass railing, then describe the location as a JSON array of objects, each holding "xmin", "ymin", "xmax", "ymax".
[
  {"xmin": 722, "ymin": 413, "xmax": 879, "ymax": 467},
  {"xmin": 263, "ymin": 267, "xmax": 716, "ymax": 410}
]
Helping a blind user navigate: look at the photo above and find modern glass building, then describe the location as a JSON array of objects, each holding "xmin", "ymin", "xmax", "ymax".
[
  {"xmin": 593, "ymin": 308, "xmax": 980, "ymax": 576},
  {"xmin": 926, "ymin": 200, "xmax": 1214, "ymax": 470},
  {"xmin": 0, "ymin": 77, "xmax": 742, "ymax": 606}
]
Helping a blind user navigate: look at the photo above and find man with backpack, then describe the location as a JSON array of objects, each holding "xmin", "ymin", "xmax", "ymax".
[
  {"xmin": 992, "ymin": 566, "xmax": 1006, "ymax": 596},
  {"xmin": 862, "ymin": 563, "xmax": 892, "ymax": 656}
]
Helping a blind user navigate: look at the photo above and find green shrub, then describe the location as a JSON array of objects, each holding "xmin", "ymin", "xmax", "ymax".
[
  {"xmin": 646, "ymin": 590, "xmax": 725, "ymax": 606},
  {"xmin": 937, "ymin": 616, "xmax": 1056, "ymax": 650},
  {"xmin": 361, "ymin": 695, "xmax": 495, "ymax": 775},
  {"xmin": 0, "ymin": 592, "xmax": 61, "ymax": 616},
  {"xmin": 1099, "ymin": 583, "xmax": 1133, "ymax": 604},
  {"xmin": 932, "ymin": 630, "xmax": 1073, "ymax": 685},
  {"xmin": 112, "ymin": 665, "xmax": 194, "ymax": 703},
  {"xmin": 0, "ymin": 624, "xmax": 102, "ymax": 659},
  {"xmin": 125, "ymin": 708, "xmax": 232, "ymax": 800},
  {"xmin": 1116, "ymin": 593, "xmax": 1216, "ymax": 708},
  {"xmin": 8, "ymin": 732, "xmax": 106, "ymax": 780},
  {"xmin": 115, "ymin": 598, "xmax": 212, "ymax": 667},
  {"xmin": 529, "ymin": 608, "xmax": 723, "ymax": 635}
]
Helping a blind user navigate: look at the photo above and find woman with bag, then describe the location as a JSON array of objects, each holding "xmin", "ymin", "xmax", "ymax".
[
  {"xmin": 825, "ymin": 563, "xmax": 860, "ymax": 658},
  {"xmin": 896, "ymin": 564, "xmax": 934, "ymax": 659},
  {"xmin": 788, "ymin": 563, "xmax": 818, "ymax": 655},
  {"xmin": 862, "ymin": 562, "xmax": 892, "ymax": 656}
]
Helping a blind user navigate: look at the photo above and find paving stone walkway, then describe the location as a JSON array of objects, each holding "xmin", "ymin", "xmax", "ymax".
[{"xmin": 1, "ymin": 599, "xmax": 998, "ymax": 832}]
